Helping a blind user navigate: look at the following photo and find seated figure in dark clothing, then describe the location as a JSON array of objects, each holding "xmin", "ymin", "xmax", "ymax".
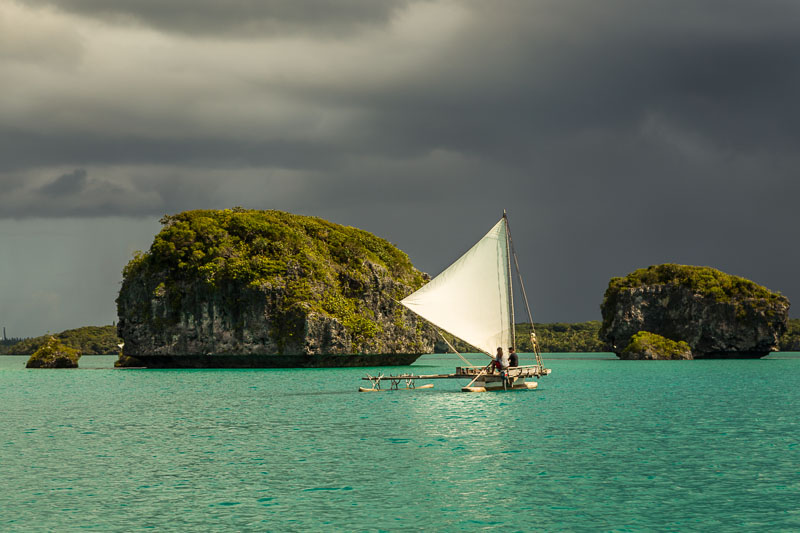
[{"xmin": 508, "ymin": 347, "xmax": 519, "ymax": 368}]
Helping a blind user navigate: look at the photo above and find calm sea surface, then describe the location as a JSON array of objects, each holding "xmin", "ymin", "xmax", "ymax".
[{"xmin": 1, "ymin": 353, "xmax": 798, "ymax": 531}]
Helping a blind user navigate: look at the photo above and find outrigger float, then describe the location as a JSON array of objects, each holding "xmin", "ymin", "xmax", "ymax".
[{"xmin": 360, "ymin": 211, "xmax": 551, "ymax": 392}]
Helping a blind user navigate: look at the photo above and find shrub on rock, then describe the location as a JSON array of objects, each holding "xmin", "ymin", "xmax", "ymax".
[{"xmin": 621, "ymin": 331, "xmax": 693, "ymax": 360}]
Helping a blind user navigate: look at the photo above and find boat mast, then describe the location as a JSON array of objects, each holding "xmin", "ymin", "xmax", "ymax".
[
  {"xmin": 504, "ymin": 212, "xmax": 544, "ymax": 368},
  {"xmin": 503, "ymin": 210, "xmax": 515, "ymax": 350}
]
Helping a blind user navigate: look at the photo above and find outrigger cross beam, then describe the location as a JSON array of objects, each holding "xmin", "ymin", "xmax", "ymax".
[{"xmin": 359, "ymin": 364, "xmax": 551, "ymax": 393}]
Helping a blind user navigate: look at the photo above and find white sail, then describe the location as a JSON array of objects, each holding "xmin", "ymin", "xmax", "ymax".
[{"xmin": 401, "ymin": 218, "xmax": 513, "ymax": 356}]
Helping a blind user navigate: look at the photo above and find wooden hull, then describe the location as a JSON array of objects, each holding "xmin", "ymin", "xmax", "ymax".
[{"xmin": 462, "ymin": 381, "xmax": 538, "ymax": 393}]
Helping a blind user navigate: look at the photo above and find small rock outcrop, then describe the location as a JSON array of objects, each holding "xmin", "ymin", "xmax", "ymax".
[
  {"xmin": 601, "ymin": 264, "xmax": 789, "ymax": 359},
  {"xmin": 26, "ymin": 336, "xmax": 81, "ymax": 368},
  {"xmin": 116, "ymin": 209, "xmax": 436, "ymax": 367},
  {"xmin": 620, "ymin": 331, "xmax": 693, "ymax": 360}
]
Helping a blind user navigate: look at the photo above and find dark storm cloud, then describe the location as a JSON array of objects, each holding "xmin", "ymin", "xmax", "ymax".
[
  {"xmin": 5, "ymin": 1, "xmax": 800, "ymax": 179},
  {"xmin": 4, "ymin": 1, "xmax": 800, "ymax": 216},
  {"xmin": 0, "ymin": 130, "xmax": 342, "ymax": 174},
  {"xmin": 1, "ymin": 167, "xmax": 148, "ymax": 218},
  {"xmin": 16, "ymin": 0, "xmax": 419, "ymax": 36},
  {"xmin": 39, "ymin": 168, "xmax": 87, "ymax": 196},
  {"xmin": 343, "ymin": 1, "xmax": 800, "ymax": 165}
]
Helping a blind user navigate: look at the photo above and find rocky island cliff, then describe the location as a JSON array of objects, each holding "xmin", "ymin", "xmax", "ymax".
[
  {"xmin": 600, "ymin": 264, "xmax": 789, "ymax": 359},
  {"xmin": 116, "ymin": 209, "xmax": 436, "ymax": 367}
]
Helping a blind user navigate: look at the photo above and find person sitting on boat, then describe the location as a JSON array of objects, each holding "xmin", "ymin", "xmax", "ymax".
[
  {"xmin": 508, "ymin": 347, "xmax": 518, "ymax": 368},
  {"xmin": 495, "ymin": 347, "xmax": 510, "ymax": 388},
  {"xmin": 492, "ymin": 347, "xmax": 505, "ymax": 373}
]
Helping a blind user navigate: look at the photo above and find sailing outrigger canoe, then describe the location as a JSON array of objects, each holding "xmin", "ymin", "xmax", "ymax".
[{"xmin": 359, "ymin": 212, "xmax": 551, "ymax": 392}]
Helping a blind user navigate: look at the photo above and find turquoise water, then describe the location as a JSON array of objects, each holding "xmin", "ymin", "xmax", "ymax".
[{"xmin": 1, "ymin": 353, "xmax": 799, "ymax": 531}]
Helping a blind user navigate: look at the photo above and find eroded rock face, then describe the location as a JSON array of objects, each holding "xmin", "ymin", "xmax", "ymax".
[
  {"xmin": 600, "ymin": 264, "xmax": 789, "ymax": 359},
  {"xmin": 116, "ymin": 209, "xmax": 436, "ymax": 366},
  {"xmin": 118, "ymin": 265, "xmax": 435, "ymax": 360}
]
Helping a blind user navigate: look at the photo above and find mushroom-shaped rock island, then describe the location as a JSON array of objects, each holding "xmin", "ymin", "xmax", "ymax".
[
  {"xmin": 116, "ymin": 209, "xmax": 436, "ymax": 368},
  {"xmin": 600, "ymin": 264, "xmax": 789, "ymax": 359}
]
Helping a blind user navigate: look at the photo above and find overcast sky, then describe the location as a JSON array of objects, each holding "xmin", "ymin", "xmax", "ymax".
[{"xmin": 2, "ymin": 0, "xmax": 799, "ymax": 337}]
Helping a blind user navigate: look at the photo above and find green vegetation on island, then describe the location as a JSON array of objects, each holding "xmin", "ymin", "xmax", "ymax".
[
  {"xmin": 779, "ymin": 318, "xmax": 800, "ymax": 351},
  {"xmin": 26, "ymin": 336, "xmax": 81, "ymax": 368},
  {"xmin": 0, "ymin": 337, "xmax": 27, "ymax": 355},
  {"xmin": 605, "ymin": 264, "xmax": 785, "ymax": 302},
  {"xmin": 621, "ymin": 331, "xmax": 693, "ymax": 360},
  {"xmin": 126, "ymin": 209, "xmax": 423, "ymax": 289},
  {"xmin": 518, "ymin": 321, "xmax": 605, "ymax": 353},
  {"xmin": 7, "ymin": 325, "xmax": 120, "ymax": 355},
  {"xmin": 437, "ymin": 321, "xmax": 605, "ymax": 354}
]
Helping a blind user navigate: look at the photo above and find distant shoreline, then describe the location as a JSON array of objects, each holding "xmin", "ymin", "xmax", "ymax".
[{"xmin": 4, "ymin": 318, "xmax": 799, "ymax": 356}]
